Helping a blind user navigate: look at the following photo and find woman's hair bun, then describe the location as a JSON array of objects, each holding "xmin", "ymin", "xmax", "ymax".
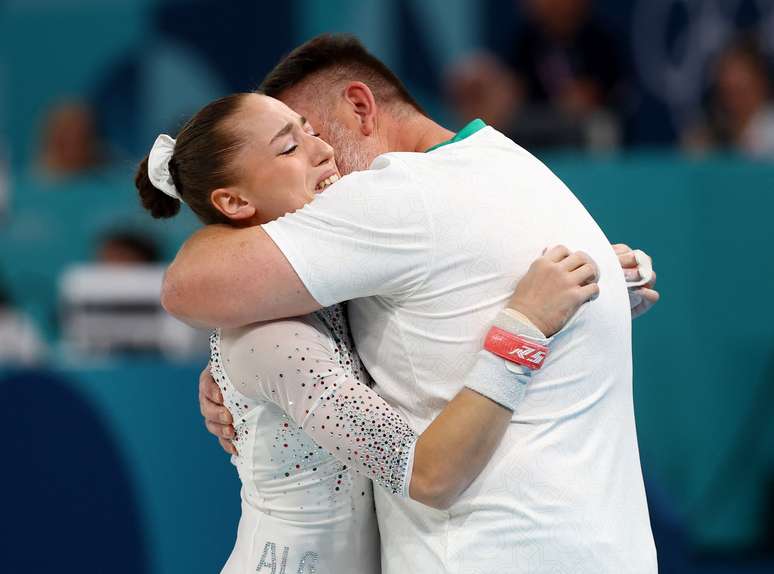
[{"xmin": 135, "ymin": 155, "xmax": 181, "ymax": 219}]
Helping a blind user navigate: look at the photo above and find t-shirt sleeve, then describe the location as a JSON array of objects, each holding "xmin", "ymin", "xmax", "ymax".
[
  {"xmin": 261, "ymin": 155, "xmax": 434, "ymax": 307},
  {"xmin": 218, "ymin": 316, "xmax": 418, "ymax": 498}
]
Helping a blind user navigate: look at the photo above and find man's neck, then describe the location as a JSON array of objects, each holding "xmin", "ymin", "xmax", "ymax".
[{"xmin": 392, "ymin": 114, "xmax": 456, "ymax": 153}]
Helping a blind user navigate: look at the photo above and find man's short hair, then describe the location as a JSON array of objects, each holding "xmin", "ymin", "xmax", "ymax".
[{"xmin": 260, "ymin": 34, "xmax": 425, "ymax": 115}]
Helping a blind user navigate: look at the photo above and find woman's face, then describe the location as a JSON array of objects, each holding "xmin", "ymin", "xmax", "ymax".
[{"xmin": 219, "ymin": 93, "xmax": 340, "ymax": 224}]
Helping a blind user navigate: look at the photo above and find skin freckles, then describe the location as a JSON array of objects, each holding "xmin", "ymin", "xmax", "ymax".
[{"xmin": 211, "ymin": 94, "xmax": 341, "ymax": 226}]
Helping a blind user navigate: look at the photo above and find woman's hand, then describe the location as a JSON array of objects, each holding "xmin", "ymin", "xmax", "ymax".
[
  {"xmin": 507, "ymin": 245, "xmax": 600, "ymax": 337},
  {"xmin": 612, "ymin": 243, "xmax": 660, "ymax": 319}
]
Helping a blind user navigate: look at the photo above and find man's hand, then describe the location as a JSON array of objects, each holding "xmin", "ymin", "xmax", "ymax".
[
  {"xmin": 508, "ymin": 245, "xmax": 600, "ymax": 337},
  {"xmin": 199, "ymin": 366, "xmax": 237, "ymax": 455},
  {"xmin": 613, "ymin": 244, "xmax": 660, "ymax": 319}
]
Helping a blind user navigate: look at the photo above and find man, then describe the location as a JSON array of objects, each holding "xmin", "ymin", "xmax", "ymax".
[{"xmin": 165, "ymin": 35, "xmax": 658, "ymax": 573}]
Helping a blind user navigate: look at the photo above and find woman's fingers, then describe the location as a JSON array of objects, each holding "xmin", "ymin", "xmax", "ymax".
[
  {"xmin": 638, "ymin": 287, "xmax": 660, "ymax": 305},
  {"xmin": 543, "ymin": 244, "xmax": 571, "ymax": 263},
  {"xmin": 631, "ymin": 288, "xmax": 660, "ymax": 318},
  {"xmin": 617, "ymin": 250, "xmax": 638, "ymax": 268},
  {"xmin": 561, "ymin": 250, "xmax": 596, "ymax": 273},
  {"xmin": 624, "ymin": 268, "xmax": 641, "ymax": 283},
  {"xmin": 571, "ymin": 262, "xmax": 599, "ymax": 285},
  {"xmin": 578, "ymin": 282, "xmax": 600, "ymax": 302}
]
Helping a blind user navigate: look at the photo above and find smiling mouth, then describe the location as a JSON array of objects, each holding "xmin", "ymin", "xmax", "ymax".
[{"xmin": 315, "ymin": 173, "xmax": 340, "ymax": 191}]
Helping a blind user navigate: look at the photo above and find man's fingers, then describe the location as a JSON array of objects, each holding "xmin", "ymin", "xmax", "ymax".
[
  {"xmin": 219, "ymin": 438, "xmax": 238, "ymax": 456},
  {"xmin": 612, "ymin": 243, "xmax": 632, "ymax": 255},
  {"xmin": 205, "ymin": 378, "xmax": 224, "ymax": 404},
  {"xmin": 199, "ymin": 367, "xmax": 224, "ymax": 404},
  {"xmin": 645, "ymin": 271, "xmax": 657, "ymax": 289},
  {"xmin": 544, "ymin": 245, "xmax": 571, "ymax": 263},
  {"xmin": 200, "ymin": 392, "xmax": 232, "ymax": 424},
  {"xmin": 205, "ymin": 419, "xmax": 235, "ymax": 439},
  {"xmin": 571, "ymin": 263, "xmax": 599, "ymax": 285},
  {"xmin": 198, "ymin": 363, "xmax": 236, "ymax": 453}
]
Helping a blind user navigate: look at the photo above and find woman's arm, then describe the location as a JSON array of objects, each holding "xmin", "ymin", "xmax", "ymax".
[
  {"xmin": 217, "ymin": 246, "xmax": 598, "ymax": 510},
  {"xmin": 409, "ymin": 388, "xmax": 512, "ymax": 508}
]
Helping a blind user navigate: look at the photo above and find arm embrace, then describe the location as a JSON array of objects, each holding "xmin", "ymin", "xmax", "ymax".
[
  {"xmin": 216, "ymin": 311, "xmax": 544, "ymax": 510},
  {"xmin": 162, "ymin": 224, "xmax": 320, "ymax": 328},
  {"xmin": 211, "ymin": 245, "xmax": 600, "ymax": 509}
]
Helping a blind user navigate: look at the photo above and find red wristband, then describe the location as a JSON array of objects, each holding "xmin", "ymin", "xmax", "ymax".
[{"xmin": 484, "ymin": 326, "xmax": 549, "ymax": 370}]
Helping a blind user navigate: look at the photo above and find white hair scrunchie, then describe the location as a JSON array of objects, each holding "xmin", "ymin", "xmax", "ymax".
[{"xmin": 147, "ymin": 134, "xmax": 183, "ymax": 202}]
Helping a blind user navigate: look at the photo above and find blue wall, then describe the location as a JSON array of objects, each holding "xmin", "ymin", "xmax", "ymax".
[{"xmin": 1, "ymin": 363, "xmax": 240, "ymax": 573}]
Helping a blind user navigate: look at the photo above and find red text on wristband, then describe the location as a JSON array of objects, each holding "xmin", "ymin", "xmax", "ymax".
[{"xmin": 484, "ymin": 326, "xmax": 549, "ymax": 370}]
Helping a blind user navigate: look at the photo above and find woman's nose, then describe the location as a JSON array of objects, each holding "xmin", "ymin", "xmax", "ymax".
[{"xmin": 312, "ymin": 136, "xmax": 334, "ymax": 166}]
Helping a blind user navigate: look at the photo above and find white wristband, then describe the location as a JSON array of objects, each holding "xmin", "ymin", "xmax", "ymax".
[{"xmin": 465, "ymin": 309, "xmax": 551, "ymax": 411}]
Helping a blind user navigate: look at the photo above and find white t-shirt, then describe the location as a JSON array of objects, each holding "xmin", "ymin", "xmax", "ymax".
[{"xmin": 263, "ymin": 126, "xmax": 657, "ymax": 574}]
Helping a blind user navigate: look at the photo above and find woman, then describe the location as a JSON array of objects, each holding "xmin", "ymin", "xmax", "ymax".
[{"xmin": 135, "ymin": 92, "xmax": 599, "ymax": 573}]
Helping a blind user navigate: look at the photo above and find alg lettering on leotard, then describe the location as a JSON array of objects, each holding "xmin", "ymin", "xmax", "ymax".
[
  {"xmin": 297, "ymin": 551, "xmax": 319, "ymax": 574},
  {"xmin": 256, "ymin": 542, "xmax": 319, "ymax": 574}
]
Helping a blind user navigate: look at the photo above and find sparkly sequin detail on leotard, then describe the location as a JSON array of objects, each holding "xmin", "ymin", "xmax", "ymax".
[{"xmin": 209, "ymin": 304, "xmax": 418, "ymax": 498}]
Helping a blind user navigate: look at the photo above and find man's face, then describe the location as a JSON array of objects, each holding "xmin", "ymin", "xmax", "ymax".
[{"xmin": 278, "ymin": 88, "xmax": 384, "ymax": 176}]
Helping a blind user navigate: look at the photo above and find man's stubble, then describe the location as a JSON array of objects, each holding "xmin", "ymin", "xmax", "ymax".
[{"xmin": 323, "ymin": 118, "xmax": 380, "ymax": 176}]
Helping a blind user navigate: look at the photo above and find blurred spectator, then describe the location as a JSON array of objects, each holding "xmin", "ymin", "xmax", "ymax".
[
  {"xmin": 97, "ymin": 231, "xmax": 161, "ymax": 266},
  {"xmin": 55, "ymin": 230, "xmax": 204, "ymax": 358},
  {"xmin": 447, "ymin": 0, "xmax": 623, "ymax": 150},
  {"xmin": 683, "ymin": 37, "xmax": 774, "ymax": 160},
  {"xmin": 37, "ymin": 101, "xmax": 105, "ymax": 178},
  {"xmin": 59, "ymin": 262, "xmax": 205, "ymax": 359},
  {"xmin": 0, "ymin": 278, "xmax": 46, "ymax": 365}
]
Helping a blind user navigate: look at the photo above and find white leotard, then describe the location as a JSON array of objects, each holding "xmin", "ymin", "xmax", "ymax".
[{"xmin": 210, "ymin": 304, "xmax": 418, "ymax": 574}]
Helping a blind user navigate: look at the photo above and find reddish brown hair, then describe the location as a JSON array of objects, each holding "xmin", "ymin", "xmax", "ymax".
[{"xmin": 135, "ymin": 93, "xmax": 251, "ymax": 224}]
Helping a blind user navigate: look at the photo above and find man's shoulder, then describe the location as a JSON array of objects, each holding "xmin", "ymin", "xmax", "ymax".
[{"xmin": 325, "ymin": 152, "xmax": 424, "ymax": 197}]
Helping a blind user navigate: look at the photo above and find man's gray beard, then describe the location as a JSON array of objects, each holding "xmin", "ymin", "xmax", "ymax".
[{"xmin": 324, "ymin": 120, "xmax": 375, "ymax": 176}]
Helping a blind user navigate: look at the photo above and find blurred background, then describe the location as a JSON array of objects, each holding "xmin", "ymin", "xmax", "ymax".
[{"xmin": 1, "ymin": 0, "xmax": 773, "ymax": 572}]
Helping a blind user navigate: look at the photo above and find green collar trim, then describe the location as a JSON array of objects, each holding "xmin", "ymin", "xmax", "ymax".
[{"xmin": 425, "ymin": 118, "xmax": 487, "ymax": 153}]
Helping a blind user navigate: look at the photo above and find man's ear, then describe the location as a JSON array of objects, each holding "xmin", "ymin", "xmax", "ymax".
[
  {"xmin": 342, "ymin": 81, "xmax": 378, "ymax": 136},
  {"xmin": 210, "ymin": 188, "xmax": 257, "ymax": 221}
]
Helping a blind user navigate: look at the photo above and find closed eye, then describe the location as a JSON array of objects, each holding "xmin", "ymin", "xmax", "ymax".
[{"xmin": 280, "ymin": 144, "xmax": 298, "ymax": 156}]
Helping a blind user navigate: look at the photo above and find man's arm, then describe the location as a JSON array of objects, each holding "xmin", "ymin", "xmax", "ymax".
[
  {"xmin": 163, "ymin": 161, "xmax": 433, "ymax": 328},
  {"xmin": 162, "ymin": 224, "xmax": 320, "ymax": 329}
]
